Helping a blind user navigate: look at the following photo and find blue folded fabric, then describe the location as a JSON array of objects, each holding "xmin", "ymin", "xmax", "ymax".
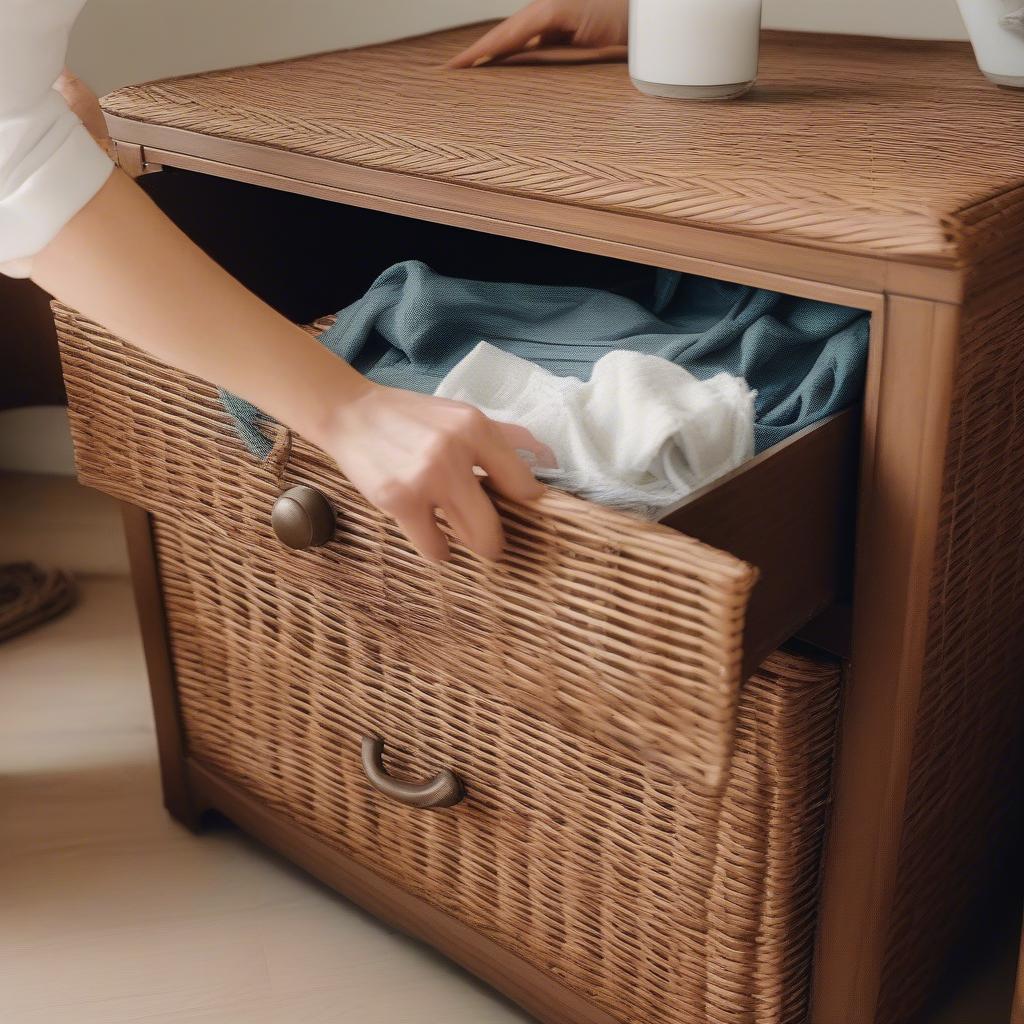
[{"xmin": 222, "ymin": 260, "xmax": 869, "ymax": 459}]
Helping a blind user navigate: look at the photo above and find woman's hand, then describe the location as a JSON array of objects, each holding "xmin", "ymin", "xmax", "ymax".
[
  {"xmin": 56, "ymin": 68, "xmax": 112, "ymax": 156},
  {"xmin": 321, "ymin": 387, "xmax": 553, "ymax": 563},
  {"xmin": 447, "ymin": 0, "xmax": 628, "ymax": 68}
]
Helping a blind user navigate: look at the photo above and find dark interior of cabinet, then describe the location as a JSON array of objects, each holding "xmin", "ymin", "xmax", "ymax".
[{"xmin": 143, "ymin": 168, "xmax": 646, "ymax": 323}]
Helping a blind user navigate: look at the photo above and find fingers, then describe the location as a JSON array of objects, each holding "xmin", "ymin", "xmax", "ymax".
[
  {"xmin": 494, "ymin": 421, "xmax": 558, "ymax": 470},
  {"xmin": 419, "ymin": 418, "xmax": 546, "ymax": 560},
  {"xmin": 447, "ymin": 2, "xmax": 567, "ymax": 68},
  {"xmin": 441, "ymin": 474, "xmax": 506, "ymax": 562},
  {"xmin": 340, "ymin": 393, "xmax": 548, "ymax": 563},
  {"xmin": 475, "ymin": 422, "xmax": 547, "ymax": 505},
  {"xmin": 498, "ymin": 43, "xmax": 628, "ymax": 66},
  {"xmin": 390, "ymin": 500, "xmax": 451, "ymax": 563},
  {"xmin": 405, "ymin": 418, "xmax": 546, "ymax": 562},
  {"xmin": 56, "ymin": 68, "xmax": 111, "ymax": 146}
]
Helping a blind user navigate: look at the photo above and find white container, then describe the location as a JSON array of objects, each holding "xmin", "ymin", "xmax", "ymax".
[
  {"xmin": 956, "ymin": 0, "xmax": 1024, "ymax": 88},
  {"xmin": 629, "ymin": 0, "xmax": 763, "ymax": 100}
]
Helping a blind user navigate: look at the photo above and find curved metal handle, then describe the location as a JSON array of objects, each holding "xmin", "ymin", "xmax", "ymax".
[{"xmin": 360, "ymin": 736, "xmax": 464, "ymax": 809}]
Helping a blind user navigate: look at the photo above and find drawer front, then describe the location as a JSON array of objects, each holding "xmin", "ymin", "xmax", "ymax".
[
  {"xmin": 151, "ymin": 503, "xmax": 841, "ymax": 1024},
  {"xmin": 55, "ymin": 304, "xmax": 761, "ymax": 786}
]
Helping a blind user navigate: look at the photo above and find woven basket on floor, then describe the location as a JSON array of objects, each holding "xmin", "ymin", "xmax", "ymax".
[{"xmin": 0, "ymin": 563, "xmax": 76, "ymax": 643}]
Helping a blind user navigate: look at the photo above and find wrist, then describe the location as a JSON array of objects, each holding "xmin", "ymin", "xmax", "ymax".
[{"xmin": 295, "ymin": 359, "xmax": 381, "ymax": 449}]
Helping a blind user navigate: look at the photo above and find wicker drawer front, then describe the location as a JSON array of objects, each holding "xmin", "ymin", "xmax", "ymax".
[
  {"xmin": 55, "ymin": 305, "xmax": 764, "ymax": 787},
  {"xmin": 151, "ymin": 504, "xmax": 840, "ymax": 1024}
]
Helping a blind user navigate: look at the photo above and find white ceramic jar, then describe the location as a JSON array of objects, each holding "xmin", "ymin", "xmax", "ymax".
[
  {"xmin": 956, "ymin": 0, "xmax": 1024, "ymax": 87},
  {"xmin": 629, "ymin": 0, "xmax": 763, "ymax": 100}
]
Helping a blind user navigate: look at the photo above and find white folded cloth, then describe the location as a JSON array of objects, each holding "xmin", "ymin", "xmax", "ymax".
[
  {"xmin": 435, "ymin": 342, "xmax": 755, "ymax": 520},
  {"xmin": 1003, "ymin": 7, "xmax": 1024, "ymax": 32}
]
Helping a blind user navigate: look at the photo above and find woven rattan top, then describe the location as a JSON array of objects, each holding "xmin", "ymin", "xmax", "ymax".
[{"xmin": 103, "ymin": 25, "xmax": 1024, "ymax": 266}]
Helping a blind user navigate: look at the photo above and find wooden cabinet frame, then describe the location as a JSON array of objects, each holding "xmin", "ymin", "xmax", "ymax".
[{"xmin": 107, "ymin": 53, "xmax": 1022, "ymax": 1020}]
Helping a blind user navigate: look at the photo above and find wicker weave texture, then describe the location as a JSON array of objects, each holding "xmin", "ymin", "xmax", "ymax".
[
  {"xmin": 875, "ymin": 286, "xmax": 1024, "ymax": 1023},
  {"xmin": 54, "ymin": 302, "xmax": 843, "ymax": 1023},
  {"xmin": 54, "ymin": 305, "xmax": 757, "ymax": 789},
  {"xmin": 101, "ymin": 26, "xmax": 1024, "ymax": 263},
  {"xmin": 151, "ymin": 500, "xmax": 841, "ymax": 1024}
]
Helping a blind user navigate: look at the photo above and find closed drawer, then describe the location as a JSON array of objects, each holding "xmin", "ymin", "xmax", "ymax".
[{"xmin": 152, "ymin": 501, "xmax": 840, "ymax": 1024}]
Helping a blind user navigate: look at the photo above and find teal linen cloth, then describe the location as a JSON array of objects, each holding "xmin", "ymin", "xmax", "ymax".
[{"xmin": 222, "ymin": 260, "xmax": 869, "ymax": 459}]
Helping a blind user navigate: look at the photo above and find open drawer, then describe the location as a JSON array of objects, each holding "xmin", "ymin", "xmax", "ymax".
[{"xmin": 53, "ymin": 171, "xmax": 860, "ymax": 789}]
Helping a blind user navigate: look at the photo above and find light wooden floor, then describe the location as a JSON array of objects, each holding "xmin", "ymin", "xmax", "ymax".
[{"xmin": 0, "ymin": 472, "xmax": 1017, "ymax": 1024}]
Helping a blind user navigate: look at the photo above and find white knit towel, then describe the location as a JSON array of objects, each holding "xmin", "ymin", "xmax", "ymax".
[
  {"xmin": 435, "ymin": 342, "xmax": 756, "ymax": 519},
  {"xmin": 1003, "ymin": 6, "xmax": 1024, "ymax": 32}
]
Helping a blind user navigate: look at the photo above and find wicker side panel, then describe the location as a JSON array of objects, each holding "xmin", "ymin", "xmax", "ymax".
[
  {"xmin": 151, "ymin": 501, "xmax": 841, "ymax": 1024},
  {"xmin": 53, "ymin": 303, "xmax": 756, "ymax": 788},
  {"xmin": 877, "ymin": 286, "xmax": 1024, "ymax": 1023}
]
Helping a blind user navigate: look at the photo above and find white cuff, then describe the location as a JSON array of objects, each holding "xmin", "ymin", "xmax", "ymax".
[{"xmin": 0, "ymin": 121, "xmax": 113, "ymax": 277}]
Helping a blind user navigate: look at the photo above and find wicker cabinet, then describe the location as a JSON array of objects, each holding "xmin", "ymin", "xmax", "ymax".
[{"xmin": 56, "ymin": 25, "xmax": 1024, "ymax": 1024}]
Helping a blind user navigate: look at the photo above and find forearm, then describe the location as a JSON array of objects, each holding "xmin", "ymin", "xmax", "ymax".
[
  {"xmin": 1, "ymin": 4, "xmax": 544, "ymax": 564},
  {"xmin": 29, "ymin": 170, "xmax": 372, "ymax": 443}
]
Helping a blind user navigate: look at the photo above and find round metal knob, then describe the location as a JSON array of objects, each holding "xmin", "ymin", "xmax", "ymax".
[{"xmin": 271, "ymin": 485, "xmax": 335, "ymax": 550}]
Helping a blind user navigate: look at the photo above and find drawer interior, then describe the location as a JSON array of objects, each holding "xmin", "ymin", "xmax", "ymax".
[{"xmin": 139, "ymin": 169, "xmax": 865, "ymax": 667}]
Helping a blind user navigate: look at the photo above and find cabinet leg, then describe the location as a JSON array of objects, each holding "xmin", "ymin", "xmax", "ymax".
[{"xmin": 121, "ymin": 502, "xmax": 201, "ymax": 832}]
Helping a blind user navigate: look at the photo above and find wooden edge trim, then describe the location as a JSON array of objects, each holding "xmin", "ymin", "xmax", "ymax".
[
  {"xmin": 186, "ymin": 758, "xmax": 622, "ymax": 1024},
  {"xmin": 105, "ymin": 114, "xmax": 962, "ymax": 305},
  {"xmin": 809, "ymin": 297, "xmax": 960, "ymax": 1023},
  {"xmin": 121, "ymin": 502, "xmax": 199, "ymax": 829},
  {"xmin": 661, "ymin": 409, "xmax": 860, "ymax": 678},
  {"xmin": 659, "ymin": 410, "xmax": 854, "ymax": 520},
  {"xmin": 135, "ymin": 141, "xmax": 882, "ymax": 309}
]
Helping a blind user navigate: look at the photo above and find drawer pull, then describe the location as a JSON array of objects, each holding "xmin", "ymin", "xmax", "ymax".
[
  {"xmin": 361, "ymin": 735, "xmax": 464, "ymax": 809},
  {"xmin": 271, "ymin": 486, "xmax": 335, "ymax": 549}
]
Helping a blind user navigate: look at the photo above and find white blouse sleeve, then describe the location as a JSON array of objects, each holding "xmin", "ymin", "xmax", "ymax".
[{"xmin": 0, "ymin": 0, "xmax": 113, "ymax": 276}]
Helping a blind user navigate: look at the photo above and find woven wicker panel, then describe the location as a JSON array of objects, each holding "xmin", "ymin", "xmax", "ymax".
[
  {"xmin": 150, "ymin": 495, "xmax": 841, "ymax": 1024},
  {"xmin": 54, "ymin": 299, "xmax": 843, "ymax": 1020},
  {"xmin": 101, "ymin": 26, "xmax": 1024, "ymax": 263},
  {"xmin": 54, "ymin": 304, "xmax": 758, "ymax": 789},
  {"xmin": 875, "ymin": 286, "xmax": 1024, "ymax": 1023}
]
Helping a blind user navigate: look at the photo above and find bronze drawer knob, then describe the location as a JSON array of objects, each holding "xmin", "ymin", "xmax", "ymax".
[
  {"xmin": 271, "ymin": 485, "xmax": 335, "ymax": 550},
  {"xmin": 361, "ymin": 735, "xmax": 465, "ymax": 809}
]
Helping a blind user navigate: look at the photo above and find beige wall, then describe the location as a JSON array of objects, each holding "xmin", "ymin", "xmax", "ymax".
[
  {"xmin": 70, "ymin": 0, "xmax": 966, "ymax": 94},
  {"xmin": 4, "ymin": 0, "xmax": 968, "ymax": 475},
  {"xmin": 69, "ymin": 1, "xmax": 519, "ymax": 94},
  {"xmin": 764, "ymin": 0, "xmax": 966, "ymax": 39}
]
